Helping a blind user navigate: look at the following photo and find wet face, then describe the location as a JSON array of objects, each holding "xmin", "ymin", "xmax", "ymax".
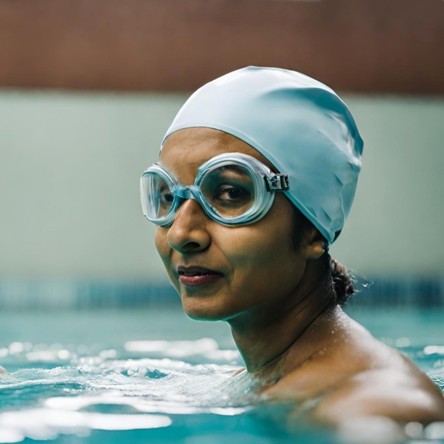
[{"xmin": 154, "ymin": 128, "xmax": 320, "ymax": 325}]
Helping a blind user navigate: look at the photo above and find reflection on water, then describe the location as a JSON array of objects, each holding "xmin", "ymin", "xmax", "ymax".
[
  {"xmin": 0, "ymin": 336, "xmax": 443, "ymax": 444},
  {"xmin": 0, "ymin": 338, "xmax": 259, "ymax": 443},
  {"xmin": 0, "ymin": 307, "xmax": 443, "ymax": 443}
]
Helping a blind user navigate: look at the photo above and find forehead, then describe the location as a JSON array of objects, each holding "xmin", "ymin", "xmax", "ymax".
[{"xmin": 160, "ymin": 128, "xmax": 275, "ymax": 182}]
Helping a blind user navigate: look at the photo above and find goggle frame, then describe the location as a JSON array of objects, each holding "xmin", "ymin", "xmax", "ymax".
[{"xmin": 140, "ymin": 152, "xmax": 289, "ymax": 227}]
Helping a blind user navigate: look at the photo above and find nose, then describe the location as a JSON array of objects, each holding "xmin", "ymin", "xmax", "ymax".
[{"xmin": 166, "ymin": 199, "xmax": 211, "ymax": 254}]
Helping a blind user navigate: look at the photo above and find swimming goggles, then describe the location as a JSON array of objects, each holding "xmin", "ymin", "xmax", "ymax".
[{"xmin": 140, "ymin": 152, "xmax": 289, "ymax": 227}]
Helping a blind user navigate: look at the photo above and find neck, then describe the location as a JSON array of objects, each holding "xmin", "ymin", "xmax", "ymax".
[{"xmin": 228, "ymin": 272, "xmax": 335, "ymax": 377}]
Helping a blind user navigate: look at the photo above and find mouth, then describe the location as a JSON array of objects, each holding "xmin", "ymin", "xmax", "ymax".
[{"xmin": 176, "ymin": 265, "xmax": 223, "ymax": 287}]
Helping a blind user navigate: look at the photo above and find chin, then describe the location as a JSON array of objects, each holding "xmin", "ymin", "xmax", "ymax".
[
  {"xmin": 183, "ymin": 307, "xmax": 225, "ymax": 322},
  {"xmin": 181, "ymin": 300, "xmax": 233, "ymax": 322}
]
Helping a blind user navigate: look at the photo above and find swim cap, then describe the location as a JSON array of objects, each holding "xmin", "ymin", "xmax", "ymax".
[{"xmin": 162, "ymin": 66, "xmax": 363, "ymax": 244}]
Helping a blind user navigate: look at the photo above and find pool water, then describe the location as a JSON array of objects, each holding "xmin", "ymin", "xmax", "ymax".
[{"xmin": 0, "ymin": 306, "xmax": 443, "ymax": 444}]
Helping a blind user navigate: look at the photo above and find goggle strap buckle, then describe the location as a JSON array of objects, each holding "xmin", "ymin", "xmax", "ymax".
[{"xmin": 264, "ymin": 174, "xmax": 290, "ymax": 191}]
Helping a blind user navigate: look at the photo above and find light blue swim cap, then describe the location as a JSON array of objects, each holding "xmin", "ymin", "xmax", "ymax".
[{"xmin": 162, "ymin": 66, "xmax": 363, "ymax": 244}]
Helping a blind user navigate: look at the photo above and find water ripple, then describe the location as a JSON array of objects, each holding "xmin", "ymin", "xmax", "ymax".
[{"xmin": 0, "ymin": 339, "xmax": 443, "ymax": 444}]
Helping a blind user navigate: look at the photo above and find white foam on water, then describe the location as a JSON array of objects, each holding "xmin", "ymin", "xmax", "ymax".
[
  {"xmin": 0, "ymin": 339, "xmax": 256, "ymax": 442},
  {"xmin": 0, "ymin": 408, "xmax": 172, "ymax": 441}
]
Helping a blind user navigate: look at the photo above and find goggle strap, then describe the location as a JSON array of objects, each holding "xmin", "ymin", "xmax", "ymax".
[{"xmin": 264, "ymin": 174, "xmax": 290, "ymax": 191}]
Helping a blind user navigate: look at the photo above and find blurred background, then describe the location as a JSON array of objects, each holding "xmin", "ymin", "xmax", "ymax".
[{"xmin": 0, "ymin": 0, "xmax": 443, "ymax": 309}]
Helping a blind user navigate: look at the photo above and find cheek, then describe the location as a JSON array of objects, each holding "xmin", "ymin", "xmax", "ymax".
[
  {"xmin": 224, "ymin": 223, "xmax": 299, "ymax": 273},
  {"xmin": 154, "ymin": 228, "xmax": 170, "ymax": 264},
  {"xmin": 223, "ymin": 205, "xmax": 305, "ymax": 285},
  {"xmin": 154, "ymin": 228, "xmax": 180, "ymax": 291}
]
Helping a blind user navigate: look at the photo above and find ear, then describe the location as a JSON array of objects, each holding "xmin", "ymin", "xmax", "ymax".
[{"xmin": 304, "ymin": 228, "xmax": 327, "ymax": 260}]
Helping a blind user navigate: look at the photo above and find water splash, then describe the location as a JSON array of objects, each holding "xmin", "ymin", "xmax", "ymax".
[
  {"xmin": 0, "ymin": 338, "xmax": 443, "ymax": 444},
  {"xmin": 0, "ymin": 339, "xmax": 256, "ymax": 443}
]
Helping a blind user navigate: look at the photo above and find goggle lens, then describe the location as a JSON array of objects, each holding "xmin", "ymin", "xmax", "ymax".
[
  {"xmin": 199, "ymin": 165, "xmax": 256, "ymax": 218},
  {"xmin": 142, "ymin": 173, "xmax": 174, "ymax": 221}
]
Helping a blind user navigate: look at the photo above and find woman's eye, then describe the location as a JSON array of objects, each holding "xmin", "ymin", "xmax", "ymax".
[
  {"xmin": 216, "ymin": 185, "xmax": 249, "ymax": 203},
  {"xmin": 159, "ymin": 190, "xmax": 174, "ymax": 206}
]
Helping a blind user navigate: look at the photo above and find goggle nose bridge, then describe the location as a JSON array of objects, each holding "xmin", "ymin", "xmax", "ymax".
[{"xmin": 174, "ymin": 185, "xmax": 201, "ymax": 201}]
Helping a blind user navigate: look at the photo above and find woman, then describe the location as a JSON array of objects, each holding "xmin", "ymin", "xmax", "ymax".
[{"xmin": 140, "ymin": 67, "xmax": 444, "ymax": 432}]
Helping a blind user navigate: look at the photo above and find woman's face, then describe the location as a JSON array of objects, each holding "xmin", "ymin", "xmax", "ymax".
[{"xmin": 155, "ymin": 128, "xmax": 316, "ymax": 324}]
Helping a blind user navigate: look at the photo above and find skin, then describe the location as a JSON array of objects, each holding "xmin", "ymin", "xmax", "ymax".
[{"xmin": 154, "ymin": 127, "xmax": 444, "ymax": 434}]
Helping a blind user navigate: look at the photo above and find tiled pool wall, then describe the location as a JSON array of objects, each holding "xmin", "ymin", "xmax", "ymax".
[{"xmin": 0, "ymin": 277, "xmax": 443, "ymax": 310}]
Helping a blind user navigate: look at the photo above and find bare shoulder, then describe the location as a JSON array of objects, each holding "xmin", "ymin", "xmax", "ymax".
[
  {"xmin": 263, "ymin": 310, "xmax": 444, "ymax": 425},
  {"xmin": 313, "ymin": 364, "xmax": 444, "ymax": 425},
  {"xmin": 317, "ymin": 312, "xmax": 444, "ymax": 424},
  {"xmin": 306, "ymin": 319, "xmax": 444, "ymax": 424}
]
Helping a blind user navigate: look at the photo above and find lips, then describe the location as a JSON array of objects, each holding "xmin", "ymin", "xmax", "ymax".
[{"xmin": 177, "ymin": 265, "xmax": 223, "ymax": 287}]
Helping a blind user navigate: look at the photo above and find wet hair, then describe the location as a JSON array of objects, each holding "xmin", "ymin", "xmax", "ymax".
[
  {"xmin": 292, "ymin": 207, "xmax": 355, "ymax": 306},
  {"xmin": 329, "ymin": 256, "xmax": 355, "ymax": 306}
]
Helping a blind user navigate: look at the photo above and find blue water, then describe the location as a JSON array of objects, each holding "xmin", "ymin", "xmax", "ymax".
[{"xmin": 0, "ymin": 307, "xmax": 443, "ymax": 444}]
